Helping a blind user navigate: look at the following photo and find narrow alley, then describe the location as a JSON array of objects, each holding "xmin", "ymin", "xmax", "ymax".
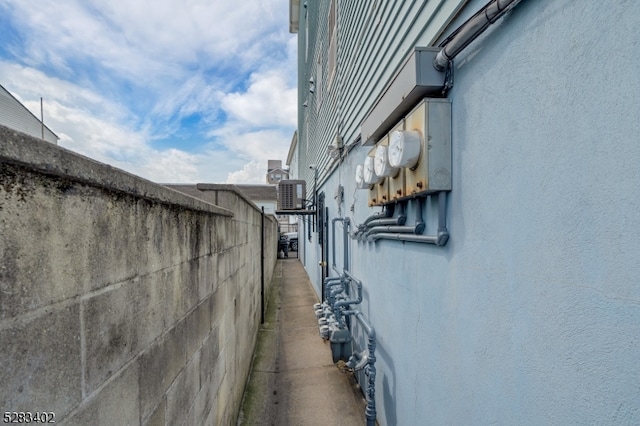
[{"xmin": 238, "ymin": 257, "xmax": 367, "ymax": 425}]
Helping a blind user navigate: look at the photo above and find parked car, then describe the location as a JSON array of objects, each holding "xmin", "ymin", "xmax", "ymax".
[
  {"xmin": 278, "ymin": 234, "xmax": 289, "ymax": 257},
  {"xmin": 284, "ymin": 232, "xmax": 298, "ymax": 251}
]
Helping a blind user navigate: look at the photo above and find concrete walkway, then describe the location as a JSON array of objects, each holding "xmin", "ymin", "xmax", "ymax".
[{"xmin": 237, "ymin": 257, "xmax": 367, "ymax": 426}]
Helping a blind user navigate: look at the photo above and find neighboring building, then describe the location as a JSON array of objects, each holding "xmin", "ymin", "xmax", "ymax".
[
  {"xmin": 266, "ymin": 159, "xmax": 289, "ymax": 184},
  {"xmin": 285, "ymin": 132, "xmax": 298, "ymax": 181},
  {"xmin": 235, "ymin": 184, "xmax": 278, "ymax": 215},
  {"xmin": 290, "ymin": 1, "xmax": 640, "ymax": 425},
  {"xmin": 0, "ymin": 84, "xmax": 58, "ymax": 144}
]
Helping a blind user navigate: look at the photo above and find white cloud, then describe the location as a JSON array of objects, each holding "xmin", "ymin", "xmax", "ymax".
[
  {"xmin": 221, "ymin": 71, "xmax": 297, "ymax": 128},
  {"xmin": 2, "ymin": 0, "xmax": 289, "ymax": 84},
  {"xmin": 0, "ymin": 62, "xmax": 127, "ymax": 122},
  {"xmin": 216, "ymin": 127, "xmax": 291, "ymax": 163},
  {"xmin": 225, "ymin": 160, "xmax": 266, "ymax": 184},
  {"xmin": 212, "ymin": 69, "xmax": 297, "ymax": 170},
  {"xmin": 0, "ymin": 1, "xmax": 297, "ymax": 184}
]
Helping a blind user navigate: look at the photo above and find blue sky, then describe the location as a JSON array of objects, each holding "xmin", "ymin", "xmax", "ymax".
[{"xmin": 0, "ymin": 0, "xmax": 297, "ymax": 183}]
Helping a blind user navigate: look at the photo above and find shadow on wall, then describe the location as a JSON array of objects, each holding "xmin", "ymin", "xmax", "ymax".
[{"xmin": 377, "ymin": 342, "xmax": 397, "ymax": 426}]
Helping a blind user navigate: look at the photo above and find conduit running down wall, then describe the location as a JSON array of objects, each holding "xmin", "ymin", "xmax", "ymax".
[{"xmin": 316, "ymin": 216, "xmax": 377, "ymax": 426}]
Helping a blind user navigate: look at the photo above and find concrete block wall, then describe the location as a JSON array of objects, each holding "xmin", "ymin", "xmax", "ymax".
[{"xmin": 0, "ymin": 126, "xmax": 278, "ymax": 425}]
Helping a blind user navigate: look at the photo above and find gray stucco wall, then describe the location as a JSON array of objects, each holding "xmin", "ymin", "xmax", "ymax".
[
  {"xmin": 299, "ymin": 1, "xmax": 640, "ymax": 425},
  {"xmin": 0, "ymin": 126, "xmax": 278, "ymax": 425}
]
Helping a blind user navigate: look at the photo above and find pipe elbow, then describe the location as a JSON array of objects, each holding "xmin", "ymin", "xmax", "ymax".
[
  {"xmin": 436, "ymin": 230, "xmax": 449, "ymax": 246},
  {"xmin": 433, "ymin": 49, "xmax": 449, "ymax": 71}
]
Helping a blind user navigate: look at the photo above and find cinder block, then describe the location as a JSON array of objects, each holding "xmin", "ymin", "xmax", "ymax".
[
  {"xmin": 218, "ymin": 299, "xmax": 236, "ymax": 349},
  {"xmin": 185, "ymin": 212, "xmax": 212, "ymax": 260},
  {"xmin": 137, "ymin": 274, "xmax": 169, "ymax": 339},
  {"xmin": 62, "ymin": 360, "xmax": 139, "ymax": 426},
  {"xmin": 138, "ymin": 205, "xmax": 179, "ymax": 273},
  {"xmin": 0, "ymin": 304, "xmax": 81, "ymax": 418},
  {"xmin": 165, "ymin": 350, "xmax": 201, "ymax": 426},
  {"xmin": 137, "ymin": 205, "xmax": 170, "ymax": 273},
  {"xmin": 84, "ymin": 196, "xmax": 140, "ymax": 291},
  {"xmin": 197, "ymin": 254, "xmax": 217, "ymax": 302},
  {"xmin": 142, "ymin": 398, "xmax": 165, "ymax": 426},
  {"xmin": 159, "ymin": 266, "xmax": 185, "ymax": 325},
  {"xmin": 216, "ymin": 249, "xmax": 235, "ymax": 287},
  {"xmin": 0, "ymin": 173, "xmax": 89, "ymax": 318},
  {"xmin": 139, "ymin": 321, "xmax": 187, "ymax": 421},
  {"xmin": 83, "ymin": 277, "xmax": 164, "ymax": 393},
  {"xmin": 182, "ymin": 259, "xmax": 200, "ymax": 315},
  {"xmin": 212, "ymin": 216, "xmax": 229, "ymax": 253},
  {"xmin": 199, "ymin": 326, "xmax": 220, "ymax": 385},
  {"xmin": 212, "ymin": 363, "xmax": 231, "ymax": 425},
  {"xmin": 216, "ymin": 192, "xmax": 240, "ymax": 215},
  {"xmin": 222, "ymin": 221, "xmax": 236, "ymax": 248},
  {"xmin": 185, "ymin": 298, "xmax": 213, "ymax": 360},
  {"xmin": 184, "ymin": 370, "xmax": 216, "ymax": 426},
  {"xmin": 216, "ymin": 372, "xmax": 239, "ymax": 426},
  {"xmin": 237, "ymin": 222, "xmax": 248, "ymax": 245},
  {"xmin": 200, "ymin": 375, "xmax": 219, "ymax": 426}
]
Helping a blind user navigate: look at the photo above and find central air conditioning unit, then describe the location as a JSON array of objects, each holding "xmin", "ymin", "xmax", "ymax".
[{"xmin": 278, "ymin": 180, "xmax": 307, "ymax": 210}]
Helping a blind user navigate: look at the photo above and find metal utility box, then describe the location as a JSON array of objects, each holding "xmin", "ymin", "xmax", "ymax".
[
  {"xmin": 360, "ymin": 47, "xmax": 447, "ymax": 146},
  {"xmin": 387, "ymin": 122, "xmax": 406, "ymax": 200},
  {"xmin": 278, "ymin": 180, "xmax": 306, "ymax": 210},
  {"xmin": 403, "ymin": 98, "xmax": 452, "ymax": 195},
  {"xmin": 364, "ymin": 97, "xmax": 451, "ymax": 206}
]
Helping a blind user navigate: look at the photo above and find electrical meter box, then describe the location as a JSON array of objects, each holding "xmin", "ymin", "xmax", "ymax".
[
  {"xmin": 364, "ymin": 97, "xmax": 451, "ymax": 206},
  {"xmin": 403, "ymin": 98, "xmax": 451, "ymax": 195},
  {"xmin": 278, "ymin": 180, "xmax": 306, "ymax": 210}
]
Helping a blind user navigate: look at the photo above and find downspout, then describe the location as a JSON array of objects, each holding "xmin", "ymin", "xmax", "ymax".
[
  {"xmin": 260, "ymin": 206, "xmax": 265, "ymax": 324},
  {"xmin": 434, "ymin": 0, "xmax": 523, "ymax": 71}
]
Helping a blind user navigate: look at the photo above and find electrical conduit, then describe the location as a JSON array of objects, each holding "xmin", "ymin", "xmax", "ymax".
[
  {"xmin": 372, "ymin": 192, "xmax": 449, "ymax": 246},
  {"xmin": 434, "ymin": 0, "xmax": 523, "ymax": 71}
]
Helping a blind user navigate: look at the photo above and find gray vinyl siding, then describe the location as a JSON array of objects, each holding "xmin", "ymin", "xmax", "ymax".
[
  {"xmin": 296, "ymin": 0, "xmax": 466, "ymax": 197},
  {"xmin": 0, "ymin": 85, "xmax": 58, "ymax": 144}
]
